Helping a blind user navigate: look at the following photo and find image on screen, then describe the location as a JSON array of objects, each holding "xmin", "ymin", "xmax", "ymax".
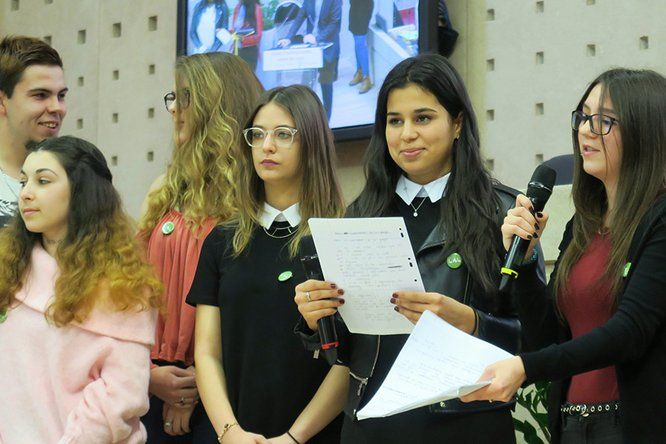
[{"xmin": 185, "ymin": 0, "xmax": 420, "ymax": 132}]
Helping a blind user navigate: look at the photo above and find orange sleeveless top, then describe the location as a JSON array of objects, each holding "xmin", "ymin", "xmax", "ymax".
[{"xmin": 147, "ymin": 210, "xmax": 217, "ymax": 366}]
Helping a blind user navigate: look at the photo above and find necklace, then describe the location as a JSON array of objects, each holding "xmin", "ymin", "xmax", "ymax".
[
  {"xmin": 0, "ymin": 166, "xmax": 19, "ymax": 201},
  {"xmin": 410, "ymin": 197, "xmax": 427, "ymax": 217},
  {"xmin": 263, "ymin": 224, "xmax": 296, "ymax": 239}
]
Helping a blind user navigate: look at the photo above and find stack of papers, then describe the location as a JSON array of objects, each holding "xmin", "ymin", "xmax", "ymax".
[{"xmin": 357, "ymin": 310, "xmax": 512, "ymax": 419}]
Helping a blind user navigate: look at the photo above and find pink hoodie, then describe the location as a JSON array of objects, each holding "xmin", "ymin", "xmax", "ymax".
[{"xmin": 0, "ymin": 245, "xmax": 157, "ymax": 444}]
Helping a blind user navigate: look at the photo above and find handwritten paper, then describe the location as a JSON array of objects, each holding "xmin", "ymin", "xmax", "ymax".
[
  {"xmin": 356, "ymin": 310, "xmax": 513, "ymax": 419},
  {"xmin": 308, "ymin": 217, "xmax": 423, "ymax": 335}
]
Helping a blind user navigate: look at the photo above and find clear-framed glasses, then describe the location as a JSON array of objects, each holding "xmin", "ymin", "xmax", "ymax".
[
  {"xmin": 571, "ymin": 110, "xmax": 619, "ymax": 136},
  {"xmin": 163, "ymin": 89, "xmax": 191, "ymax": 111},
  {"xmin": 243, "ymin": 127, "xmax": 299, "ymax": 149}
]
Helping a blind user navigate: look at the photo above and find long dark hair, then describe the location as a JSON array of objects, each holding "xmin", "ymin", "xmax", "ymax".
[
  {"xmin": 555, "ymin": 68, "xmax": 666, "ymax": 306},
  {"xmin": 0, "ymin": 136, "xmax": 161, "ymax": 326},
  {"xmin": 230, "ymin": 85, "xmax": 345, "ymax": 257},
  {"xmin": 241, "ymin": 0, "xmax": 260, "ymax": 27},
  {"xmin": 348, "ymin": 54, "xmax": 503, "ymax": 295}
]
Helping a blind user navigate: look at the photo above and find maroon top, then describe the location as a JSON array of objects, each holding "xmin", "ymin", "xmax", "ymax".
[{"xmin": 561, "ymin": 233, "xmax": 619, "ymax": 404}]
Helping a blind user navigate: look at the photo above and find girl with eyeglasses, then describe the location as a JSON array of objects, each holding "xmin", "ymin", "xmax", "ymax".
[
  {"xmin": 139, "ymin": 52, "xmax": 263, "ymax": 442},
  {"xmin": 186, "ymin": 85, "xmax": 345, "ymax": 443},
  {"xmin": 464, "ymin": 69, "xmax": 666, "ymax": 443},
  {"xmin": 293, "ymin": 54, "xmax": 538, "ymax": 443},
  {"xmin": 0, "ymin": 136, "xmax": 161, "ymax": 443}
]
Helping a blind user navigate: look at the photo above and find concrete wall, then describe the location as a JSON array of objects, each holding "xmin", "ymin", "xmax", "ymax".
[{"xmin": 1, "ymin": 0, "xmax": 176, "ymax": 217}]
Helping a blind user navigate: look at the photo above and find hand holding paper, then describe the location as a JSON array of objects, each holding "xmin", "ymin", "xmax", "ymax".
[
  {"xmin": 308, "ymin": 217, "xmax": 423, "ymax": 335},
  {"xmin": 356, "ymin": 311, "xmax": 513, "ymax": 420},
  {"xmin": 459, "ymin": 355, "xmax": 527, "ymax": 403}
]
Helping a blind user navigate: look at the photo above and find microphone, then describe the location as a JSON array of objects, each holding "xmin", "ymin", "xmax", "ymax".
[
  {"xmin": 499, "ymin": 164, "xmax": 557, "ymax": 292},
  {"xmin": 300, "ymin": 237, "xmax": 338, "ymax": 365}
]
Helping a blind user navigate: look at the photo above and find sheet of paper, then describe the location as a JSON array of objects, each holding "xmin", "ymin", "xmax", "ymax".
[
  {"xmin": 356, "ymin": 310, "xmax": 513, "ymax": 420},
  {"xmin": 308, "ymin": 217, "xmax": 423, "ymax": 335}
]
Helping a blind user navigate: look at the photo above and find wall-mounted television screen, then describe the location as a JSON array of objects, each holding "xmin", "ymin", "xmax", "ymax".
[{"xmin": 177, "ymin": 0, "xmax": 437, "ymax": 141}]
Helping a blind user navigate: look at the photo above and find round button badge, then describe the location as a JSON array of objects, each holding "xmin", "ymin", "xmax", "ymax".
[
  {"xmin": 446, "ymin": 253, "xmax": 463, "ymax": 269},
  {"xmin": 161, "ymin": 221, "xmax": 175, "ymax": 235}
]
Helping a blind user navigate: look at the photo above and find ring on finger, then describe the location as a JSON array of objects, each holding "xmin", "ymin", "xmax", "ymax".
[
  {"xmin": 305, "ymin": 291, "xmax": 312, "ymax": 302},
  {"xmin": 164, "ymin": 421, "xmax": 172, "ymax": 428}
]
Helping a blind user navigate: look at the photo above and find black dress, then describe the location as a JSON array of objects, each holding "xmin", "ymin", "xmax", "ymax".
[
  {"xmin": 186, "ymin": 223, "xmax": 342, "ymax": 441},
  {"xmin": 340, "ymin": 196, "xmax": 515, "ymax": 443}
]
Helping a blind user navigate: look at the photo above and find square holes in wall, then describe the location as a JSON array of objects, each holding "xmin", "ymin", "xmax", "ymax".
[
  {"xmin": 43, "ymin": 36, "xmax": 52, "ymax": 45},
  {"xmin": 639, "ymin": 36, "xmax": 649, "ymax": 50},
  {"xmin": 535, "ymin": 153, "xmax": 544, "ymax": 164},
  {"xmin": 77, "ymin": 76, "xmax": 84, "ymax": 87},
  {"xmin": 536, "ymin": 51, "xmax": 544, "ymax": 64},
  {"xmin": 10, "ymin": 0, "xmax": 19, "ymax": 11},
  {"xmin": 112, "ymin": 113, "xmax": 119, "ymax": 123},
  {"xmin": 485, "ymin": 159, "xmax": 495, "ymax": 171},
  {"xmin": 77, "ymin": 30, "xmax": 86, "ymax": 44},
  {"xmin": 147, "ymin": 151, "xmax": 155, "ymax": 162},
  {"xmin": 148, "ymin": 64, "xmax": 156, "ymax": 75},
  {"xmin": 486, "ymin": 9, "xmax": 495, "ymax": 21},
  {"xmin": 76, "ymin": 118, "xmax": 83, "ymax": 130},
  {"xmin": 112, "ymin": 23, "xmax": 122, "ymax": 38},
  {"xmin": 112, "ymin": 70, "xmax": 119, "ymax": 80},
  {"xmin": 148, "ymin": 108, "xmax": 155, "ymax": 118},
  {"xmin": 586, "ymin": 44, "xmax": 596, "ymax": 56},
  {"xmin": 535, "ymin": 103, "xmax": 544, "ymax": 115},
  {"xmin": 486, "ymin": 110, "xmax": 495, "ymax": 121},
  {"xmin": 111, "ymin": 156, "xmax": 118, "ymax": 166},
  {"xmin": 148, "ymin": 16, "xmax": 158, "ymax": 31},
  {"xmin": 486, "ymin": 59, "xmax": 495, "ymax": 71},
  {"xmin": 536, "ymin": 1, "xmax": 544, "ymax": 13}
]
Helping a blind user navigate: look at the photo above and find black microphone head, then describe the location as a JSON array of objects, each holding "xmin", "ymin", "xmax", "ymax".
[
  {"xmin": 299, "ymin": 235, "xmax": 317, "ymax": 258},
  {"xmin": 527, "ymin": 164, "xmax": 557, "ymax": 203}
]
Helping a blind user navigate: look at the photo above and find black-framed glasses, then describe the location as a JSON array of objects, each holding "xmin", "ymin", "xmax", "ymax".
[
  {"xmin": 243, "ymin": 127, "xmax": 299, "ymax": 149},
  {"xmin": 163, "ymin": 89, "xmax": 191, "ymax": 111},
  {"xmin": 571, "ymin": 110, "xmax": 619, "ymax": 135}
]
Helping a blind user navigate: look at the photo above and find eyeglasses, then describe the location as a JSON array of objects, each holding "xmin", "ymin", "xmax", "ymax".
[
  {"xmin": 571, "ymin": 110, "xmax": 619, "ymax": 136},
  {"xmin": 163, "ymin": 89, "xmax": 191, "ymax": 111},
  {"xmin": 243, "ymin": 127, "xmax": 299, "ymax": 149}
]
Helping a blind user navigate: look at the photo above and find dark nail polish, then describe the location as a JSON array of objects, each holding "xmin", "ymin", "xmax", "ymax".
[
  {"xmin": 338, "ymin": 289, "xmax": 344, "ymax": 295},
  {"xmin": 392, "ymin": 292, "xmax": 398, "ymax": 298},
  {"xmin": 535, "ymin": 223, "xmax": 540, "ymax": 230},
  {"xmin": 533, "ymin": 232, "xmax": 539, "ymax": 239},
  {"xmin": 340, "ymin": 299, "xmax": 345, "ymax": 305},
  {"xmin": 330, "ymin": 283, "xmax": 337, "ymax": 289},
  {"xmin": 529, "ymin": 206, "xmax": 536, "ymax": 215},
  {"xmin": 527, "ymin": 235, "xmax": 533, "ymax": 240},
  {"xmin": 536, "ymin": 212, "xmax": 543, "ymax": 218},
  {"xmin": 394, "ymin": 306, "xmax": 399, "ymax": 312},
  {"xmin": 390, "ymin": 297, "xmax": 396, "ymax": 304}
]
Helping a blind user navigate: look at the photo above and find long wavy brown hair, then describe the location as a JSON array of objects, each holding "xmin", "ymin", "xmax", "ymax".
[
  {"xmin": 230, "ymin": 85, "xmax": 346, "ymax": 257},
  {"xmin": 554, "ymin": 69, "xmax": 666, "ymax": 309},
  {"xmin": 0, "ymin": 136, "xmax": 162, "ymax": 326},
  {"xmin": 139, "ymin": 52, "xmax": 263, "ymax": 235}
]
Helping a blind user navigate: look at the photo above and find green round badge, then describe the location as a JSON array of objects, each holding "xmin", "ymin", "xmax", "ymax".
[
  {"xmin": 446, "ymin": 252, "xmax": 463, "ymax": 269},
  {"xmin": 0, "ymin": 309, "xmax": 7, "ymax": 324},
  {"xmin": 278, "ymin": 270, "xmax": 293, "ymax": 282},
  {"xmin": 161, "ymin": 221, "xmax": 175, "ymax": 235}
]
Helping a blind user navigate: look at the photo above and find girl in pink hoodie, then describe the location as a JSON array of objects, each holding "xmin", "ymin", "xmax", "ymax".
[{"xmin": 0, "ymin": 136, "xmax": 161, "ymax": 444}]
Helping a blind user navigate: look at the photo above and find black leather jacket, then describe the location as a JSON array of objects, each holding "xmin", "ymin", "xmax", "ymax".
[{"xmin": 296, "ymin": 183, "xmax": 545, "ymax": 419}]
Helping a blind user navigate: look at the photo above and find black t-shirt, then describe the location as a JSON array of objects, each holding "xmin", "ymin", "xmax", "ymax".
[
  {"xmin": 362, "ymin": 195, "xmax": 440, "ymax": 406},
  {"xmin": 186, "ymin": 224, "xmax": 341, "ymax": 441}
]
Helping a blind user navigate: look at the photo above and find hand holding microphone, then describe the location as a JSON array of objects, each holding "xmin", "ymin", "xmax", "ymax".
[
  {"xmin": 501, "ymin": 194, "xmax": 549, "ymax": 255},
  {"xmin": 499, "ymin": 164, "xmax": 556, "ymax": 291}
]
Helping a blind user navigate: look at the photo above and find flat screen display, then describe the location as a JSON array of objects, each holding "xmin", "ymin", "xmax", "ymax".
[{"xmin": 181, "ymin": 0, "xmax": 426, "ymax": 139}]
